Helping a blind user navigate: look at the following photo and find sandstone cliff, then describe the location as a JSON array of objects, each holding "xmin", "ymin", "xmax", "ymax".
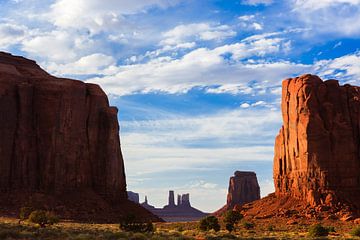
[
  {"xmin": 274, "ymin": 74, "xmax": 360, "ymax": 210},
  {"xmin": 0, "ymin": 52, "xmax": 160, "ymax": 222}
]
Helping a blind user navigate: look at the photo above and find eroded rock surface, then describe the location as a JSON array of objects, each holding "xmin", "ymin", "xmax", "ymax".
[
  {"xmin": 274, "ymin": 74, "xmax": 360, "ymax": 211},
  {"xmin": 0, "ymin": 52, "xmax": 160, "ymax": 222},
  {"xmin": 227, "ymin": 171, "xmax": 261, "ymax": 209}
]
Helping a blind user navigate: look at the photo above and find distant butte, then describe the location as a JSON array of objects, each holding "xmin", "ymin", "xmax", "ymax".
[
  {"xmin": 0, "ymin": 52, "xmax": 160, "ymax": 222},
  {"xmin": 215, "ymin": 171, "xmax": 260, "ymax": 215},
  {"xmin": 140, "ymin": 191, "xmax": 208, "ymax": 222}
]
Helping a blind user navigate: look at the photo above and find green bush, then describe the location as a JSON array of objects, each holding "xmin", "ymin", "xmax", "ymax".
[
  {"xmin": 199, "ymin": 216, "xmax": 220, "ymax": 232},
  {"xmin": 242, "ymin": 221, "xmax": 255, "ymax": 230},
  {"xmin": 350, "ymin": 226, "xmax": 360, "ymax": 237},
  {"xmin": 28, "ymin": 210, "xmax": 59, "ymax": 228},
  {"xmin": 308, "ymin": 224, "xmax": 330, "ymax": 237},
  {"xmin": 120, "ymin": 214, "xmax": 154, "ymax": 233},
  {"xmin": 19, "ymin": 206, "xmax": 34, "ymax": 221},
  {"xmin": 267, "ymin": 225, "xmax": 275, "ymax": 231},
  {"xmin": 223, "ymin": 210, "xmax": 243, "ymax": 232}
]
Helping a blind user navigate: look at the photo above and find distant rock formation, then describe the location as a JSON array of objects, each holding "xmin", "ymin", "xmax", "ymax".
[
  {"xmin": 274, "ymin": 74, "xmax": 360, "ymax": 212},
  {"xmin": 227, "ymin": 171, "xmax": 260, "ymax": 208},
  {"xmin": 142, "ymin": 191, "xmax": 208, "ymax": 222},
  {"xmin": 127, "ymin": 191, "xmax": 140, "ymax": 204},
  {"xmin": 0, "ymin": 52, "xmax": 160, "ymax": 222},
  {"xmin": 215, "ymin": 171, "xmax": 260, "ymax": 215}
]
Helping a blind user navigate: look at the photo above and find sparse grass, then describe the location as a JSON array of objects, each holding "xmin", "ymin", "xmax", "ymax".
[
  {"xmin": 350, "ymin": 226, "xmax": 360, "ymax": 237},
  {"xmin": 0, "ymin": 216, "xmax": 358, "ymax": 239}
]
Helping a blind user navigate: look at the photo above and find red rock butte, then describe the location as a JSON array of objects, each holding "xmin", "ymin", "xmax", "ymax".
[
  {"xmin": 0, "ymin": 52, "xmax": 160, "ymax": 222},
  {"xmin": 274, "ymin": 74, "xmax": 360, "ymax": 211}
]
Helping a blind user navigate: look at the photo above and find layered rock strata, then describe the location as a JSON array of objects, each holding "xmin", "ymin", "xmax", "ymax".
[
  {"xmin": 0, "ymin": 52, "xmax": 160, "ymax": 221},
  {"xmin": 226, "ymin": 171, "xmax": 261, "ymax": 209},
  {"xmin": 274, "ymin": 74, "xmax": 360, "ymax": 210}
]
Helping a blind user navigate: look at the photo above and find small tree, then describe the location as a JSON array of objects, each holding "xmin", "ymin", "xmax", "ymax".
[
  {"xmin": 242, "ymin": 221, "xmax": 255, "ymax": 230},
  {"xmin": 28, "ymin": 210, "xmax": 59, "ymax": 228},
  {"xmin": 199, "ymin": 216, "xmax": 220, "ymax": 232},
  {"xmin": 223, "ymin": 210, "xmax": 243, "ymax": 232},
  {"xmin": 308, "ymin": 224, "xmax": 330, "ymax": 237},
  {"xmin": 19, "ymin": 207, "xmax": 34, "ymax": 221}
]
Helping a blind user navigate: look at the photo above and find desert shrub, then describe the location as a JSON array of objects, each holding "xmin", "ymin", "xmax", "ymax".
[
  {"xmin": 327, "ymin": 226, "xmax": 335, "ymax": 232},
  {"xmin": 130, "ymin": 232, "xmax": 148, "ymax": 240},
  {"xmin": 120, "ymin": 214, "xmax": 154, "ymax": 233},
  {"xmin": 199, "ymin": 216, "xmax": 220, "ymax": 232},
  {"xmin": 19, "ymin": 206, "xmax": 34, "ymax": 220},
  {"xmin": 73, "ymin": 233, "xmax": 96, "ymax": 240},
  {"xmin": 308, "ymin": 224, "xmax": 330, "ymax": 237},
  {"xmin": 225, "ymin": 223, "xmax": 234, "ymax": 232},
  {"xmin": 267, "ymin": 225, "xmax": 275, "ymax": 231},
  {"xmin": 0, "ymin": 229, "xmax": 20, "ymax": 239},
  {"xmin": 243, "ymin": 221, "xmax": 255, "ymax": 230},
  {"xmin": 28, "ymin": 210, "xmax": 59, "ymax": 228},
  {"xmin": 350, "ymin": 226, "xmax": 360, "ymax": 237},
  {"xmin": 223, "ymin": 210, "xmax": 243, "ymax": 232}
]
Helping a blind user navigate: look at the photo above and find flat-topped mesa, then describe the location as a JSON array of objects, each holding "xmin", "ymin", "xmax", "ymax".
[
  {"xmin": 0, "ymin": 52, "xmax": 126, "ymax": 202},
  {"xmin": 274, "ymin": 74, "xmax": 360, "ymax": 209},
  {"xmin": 226, "ymin": 171, "xmax": 260, "ymax": 209}
]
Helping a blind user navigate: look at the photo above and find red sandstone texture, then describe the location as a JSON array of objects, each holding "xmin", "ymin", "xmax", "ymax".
[
  {"xmin": 215, "ymin": 171, "xmax": 260, "ymax": 215},
  {"xmin": 274, "ymin": 74, "xmax": 360, "ymax": 214},
  {"xmin": 0, "ymin": 52, "xmax": 160, "ymax": 222}
]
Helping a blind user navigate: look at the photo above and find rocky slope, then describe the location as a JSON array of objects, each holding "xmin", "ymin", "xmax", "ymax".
[
  {"xmin": 274, "ymin": 74, "xmax": 360, "ymax": 212},
  {"xmin": 0, "ymin": 52, "xmax": 160, "ymax": 222}
]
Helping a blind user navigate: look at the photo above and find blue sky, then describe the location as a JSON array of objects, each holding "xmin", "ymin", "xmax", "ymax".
[{"xmin": 1, "ymin": 0, "xmax": 360, "ymax": 212}]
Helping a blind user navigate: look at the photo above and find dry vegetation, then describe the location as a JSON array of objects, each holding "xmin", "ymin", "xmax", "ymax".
[{"xmin": 0, "ymin": 216, "xmax": 359, "ymax": 240}]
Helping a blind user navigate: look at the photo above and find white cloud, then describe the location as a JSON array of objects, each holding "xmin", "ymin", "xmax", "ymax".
[
  {"xmin": 161, "ymin": 23, "xmax": 236, "ymax": 46},
  {"xmin": 242, "ymin": 0, "xmax": 273, "ymax": 5},
  {"xmin": 122, "ymin": 107, "xmax": 280, "ymax": 211},
  {"xmin": 292, "ymin": 0, "xmax": 360, "ymax": 36},
  {"xmin": 21, "ymin": 30, "xmax": 81, "ymax": 62},
  {"xmin": 315, "ymin": 52, "xmax": 360, "ymax": 83},
  {"xmin": 46, "ymin": 53, "xmax": 116, "ymax": 75},
  {"xmin": 88, "ymin": 35, "xmax": 306, "ymax": 95},
  {"xmin": 48, "ymin": 0, "xmax": 180, "ymax": 33},
  {"xmin": 0, "ymin": 22, "xmax": 27, "ymax": 49},
  {"xmin": 293, "ymin": 0, "xmax": 360, "ymax": 10}
]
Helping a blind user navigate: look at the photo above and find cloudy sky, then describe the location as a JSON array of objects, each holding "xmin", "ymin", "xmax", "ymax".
[{"xmin": 1, "ymin": 0, "xmax": 360, "ymax": 212}]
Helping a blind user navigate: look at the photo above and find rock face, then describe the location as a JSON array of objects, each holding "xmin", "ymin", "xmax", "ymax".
[
  {"xmin": 274, "ymin": 74, "xmax": 360, "ymax": 210},
  {"xmin": 127, "ymin": 191, "xmax": 140, "ymax": 204},
  {"xmin": 227, "ymin": 171, "xmax": 261, "ymax": 209},
  {"xmin": 0, "ymin": 52, "xmax": 126, "ymax": 201},
  {"xmin": 0, "ymin": 52, "xmax": 161, "ymax": 222}
]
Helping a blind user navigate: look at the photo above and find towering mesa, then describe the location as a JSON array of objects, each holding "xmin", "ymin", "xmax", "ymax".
[
  {"xmin": 274, "ymin": 74, "xmax": 360, "ymax": 209},
  {"xmin": 0, "ymin": 52, "xmax": 126, "ymax": 201},
  {"xmin": 0, "ymin": 52, "xmax": 161, "ymax": 222}
]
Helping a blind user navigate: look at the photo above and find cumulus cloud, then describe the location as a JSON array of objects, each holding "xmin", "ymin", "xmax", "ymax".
[
  {"xmin": 88, "ymin": 34, "xmax": 306, "ymax": 95},
  {"xmin": 48, "ymin": 0, "xmax": 180, "ymax": 33},
  {"xmin": 160, "ymin": 23, "xmax": 236, "ymax": 46},
  {"xmin": 292, "ymin": 0, "xmax": 360, "ymax": 36},
  {"xmin": 0, "ymin": 22, "xmax": 28, "ymax": 49},
  {"xmin": 122, "ymin": 107, "xmax": 280, "ymax": 211},
  {"xmin": 46, "ymin": 53, "xmax": 116, "ymax": 75},
  {"xmin": 315, "ymin": 52, "xmax": 360, "ymax": 83}
]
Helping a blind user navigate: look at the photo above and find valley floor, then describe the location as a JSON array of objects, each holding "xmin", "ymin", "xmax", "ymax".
[{"xmin": 0, "ymin": 216, "xmax": 359, "ymax": 239}]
